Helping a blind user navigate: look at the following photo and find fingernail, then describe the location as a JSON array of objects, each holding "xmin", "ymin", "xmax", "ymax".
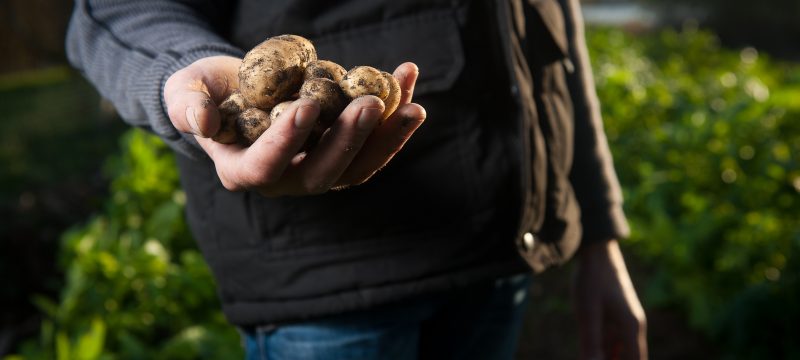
[
  {"xmin": 294, "ymin": 105, "xmax": 318, "ymax": 129},
  {"xmin": 358, "ymin": 108, "xmax": 382, "ymax": 129},
  {"xmin": 186, "ymin": 107, "xmax": 201, "ymax": 135},
  {"xmin": 402, "ymin": 63, "xmax": 419, "ymax": 79}
]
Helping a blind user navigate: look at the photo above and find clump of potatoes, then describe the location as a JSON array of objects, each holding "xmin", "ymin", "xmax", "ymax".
[{"xmin": 213, "ymin": 34, "xmax": 402, "ymax": 147}]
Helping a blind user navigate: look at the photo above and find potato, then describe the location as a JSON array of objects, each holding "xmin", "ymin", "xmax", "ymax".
[
  {"xmin": 213, "ymin": 92, "xmax": 245, "ymax": 144},
  {"xmin": 238, "ymin": 35, "xmax": 317, "ymax": 110},
  {"xmin": 339, "ymin": 66, "xmax": 389, "ymax": 100},
  {"xmin": 236, "ymin": 108, "xmax": 272, "ymax": 146},
  {"xmin": 273, "ymin": 35, "xmax": 316, "ymax": 63},
  {"xmin": 299, "ymin": 78, "xmax": 348, "ymax": 128},
  {"xmin": 269, "ymin": 101, "xmax": 293, "ymax": 122},
  {"xmin": 304, "ymin": 60, "xmax": 347, "ymax": 83},
  {"xmin": 297, "ymin": 78, "xmax": 348, "ymax": 151},
  {"xmin": 380, "ymin": 71, "xmax": 401, "ymax": 121},
  {"xmin": 215, "ymin": 34, "xmax": 405, "ymax": 148}
]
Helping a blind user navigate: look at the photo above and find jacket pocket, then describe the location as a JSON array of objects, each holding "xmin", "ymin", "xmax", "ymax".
[{"xmin": 312, "ymin": 8, "xmax": 465, "ymax": 96}]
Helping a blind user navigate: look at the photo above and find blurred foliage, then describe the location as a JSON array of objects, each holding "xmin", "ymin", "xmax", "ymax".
[
  {"xmin": 0, "ymin": 67, "xmax": 118, "ymax": 208},
  {"xmin": 590, "ymin": 27, "xmax": 800, "ymax": 358},
  {"xmin": 8, "ymin": 131, "xmax": 242, "ymax": 359},
  {"xmin": 0, "ymin": 68, "xmax": 125, "ymax": 349},
  {"xmin": 7, "ymin": 26, "xmax": 800, "ymax": 359}
]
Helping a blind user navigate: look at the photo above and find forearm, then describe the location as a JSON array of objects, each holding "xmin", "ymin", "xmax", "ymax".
[{"xmin": 66, "ymin": 0, "xmax": 244, "ymax": 157}]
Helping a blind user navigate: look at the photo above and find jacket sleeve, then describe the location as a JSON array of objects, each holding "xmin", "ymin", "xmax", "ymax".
[
  {"xmin": 558, "ymin": 0, "xmax": 630, "ymax": 244},
  {"xmin": 66, "ymin": 0, "xmax": 244, "ymax": 158}
]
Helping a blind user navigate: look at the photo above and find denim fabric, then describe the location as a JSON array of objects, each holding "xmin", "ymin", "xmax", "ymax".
[{"xmin": 242, "ymin": 273, "xmax": 532, "ymax": 360}]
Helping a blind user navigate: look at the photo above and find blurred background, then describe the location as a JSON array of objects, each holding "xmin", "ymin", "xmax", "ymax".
[{"xmin": 1, "ymin": 0, "xmax": 798, "ymax": 359}]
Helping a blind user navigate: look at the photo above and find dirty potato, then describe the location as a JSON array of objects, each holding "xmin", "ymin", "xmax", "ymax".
[
  {"xmin": 238, "ymin": 35, "xmax": 317, "ymax": 110},
  {"xmin": 339, "ymin": 66, "xmax": 389, "ymax": 100},
  {"xmin": 236, "ymin": 108, "xmax": 272, "ymax": 146},
  {"xmin": 213, "ymin": 92, "xmax": 245, "ymax": 144},
  {"xmin": 217, "ymin": 34, "xmax": 405, "ymax": 148},
  {"xmin": 268, "ymin": 101, "xmax": 293, "ymax": 123},
  {"xmin": 299, "ymin": 78, "xmax": 348, "ymax": 128},
  {"xmin": 304, "ymin": 60, "xmax": 347, "ymax": 83},
  {"xmin": 380, "ymin": 71, "xmax": 401, "ymax": 121}
]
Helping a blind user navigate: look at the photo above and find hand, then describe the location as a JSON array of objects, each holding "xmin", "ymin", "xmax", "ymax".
[
  {"xmin": 164, "ymin": 56, "xmax": 426, "ymax": 196},
  {"xmin": 573, "ymin": 239, "xmax": 648, "ymax": 360}
]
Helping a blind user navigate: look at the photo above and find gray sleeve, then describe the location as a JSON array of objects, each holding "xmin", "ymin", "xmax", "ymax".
[
  {"xmin": 559, "ymin": 0, "xmax": 630, "ymax": 243},
  {"xmin": 66, "ymin": 0, "xmax": 245, "ymax": 158}
]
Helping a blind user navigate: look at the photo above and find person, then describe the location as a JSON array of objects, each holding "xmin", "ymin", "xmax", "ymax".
[{"xmin": 66, "ymin": 0, "xmax": 647, "ymax": 359}]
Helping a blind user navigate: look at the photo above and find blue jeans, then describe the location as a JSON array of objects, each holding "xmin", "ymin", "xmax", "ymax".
[{"xmin": 242, "ymin": 273, "xmax": 532, "ymax": 360}]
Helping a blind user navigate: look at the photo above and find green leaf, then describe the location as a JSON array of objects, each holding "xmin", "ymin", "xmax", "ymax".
[
  {"xmin": 55, "ymin": 332, "xmax": 70, "ymax": 360},
  {"xmin": 31, "ymin": 295, "xmax": 59, "ymax": 319},
  {"xmin": 74, "ymin": 318, "xmax": 106, "ymax": 360}
]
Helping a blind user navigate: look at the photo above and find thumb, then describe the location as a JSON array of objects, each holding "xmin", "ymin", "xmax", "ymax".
[
  {"xmin": 165, "ymin": 76, "xmax": 222, "ymax": 138},
  {"xmin": 163, "ymin": 56, "xmax": 242, "ymax": 138}
]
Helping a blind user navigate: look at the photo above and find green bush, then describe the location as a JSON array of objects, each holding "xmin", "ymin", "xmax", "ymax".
[
  {"xmin": 589, "ymin": 27, "xmax": 800, "ymax": 358},
  {"xmin": 9, "ymin": 130, "xmax": 242, "ymax": 359}
]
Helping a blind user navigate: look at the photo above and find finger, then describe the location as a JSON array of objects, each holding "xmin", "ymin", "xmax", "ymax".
[
  {"xmin": 392, "ymin": 62, "xmax": 419, "ymax": 105},
  {"xmin": 610, "ymin": 262, "xmax": 647, "ymax": 360},
  {"xmin": 335, "ymin": 102, "xmax": 426, "ymax": 187},
  {"xmin": 636, "ymin": 319, "xmax": 649, "ymax": 360},
  {"xmin": 164, "ymin": 56, "xmax": 240, "ymax": 137},
  {"xmin": 195, "ymin": 99, "xmax": 320, "ymax": 192},
  {"xmin": 165, "ymin": 76, "xmax": 222, "ymax": 137},
  {"xmin": 238, "ymin": 99, "xmax": 320, "ymax": 189},
  {"xmin": 288, "ymin": 96, "xmax": 385, "ymax": 194},
  {"xmin": 193, "ymin": 56, "xmax": 241, "ymax": 102}
]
